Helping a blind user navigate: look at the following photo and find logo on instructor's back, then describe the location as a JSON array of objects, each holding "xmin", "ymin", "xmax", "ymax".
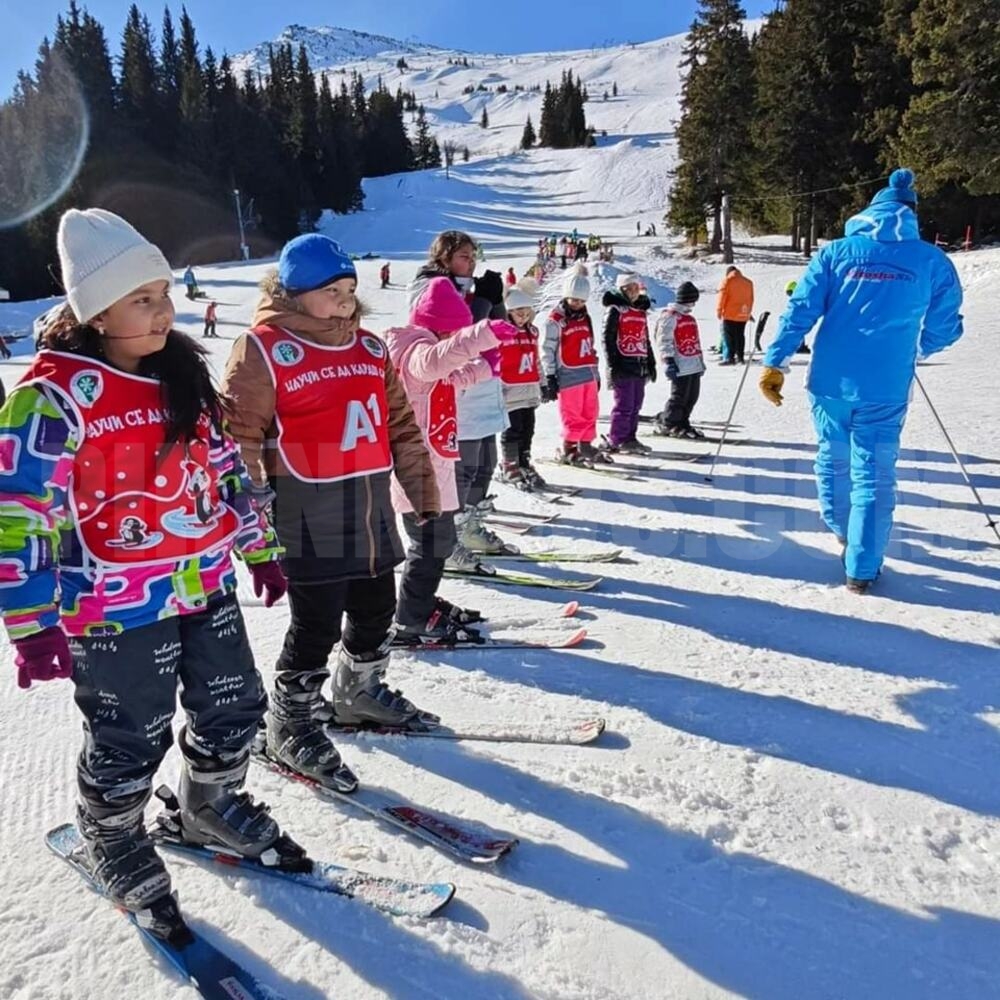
[
  {"xmin": 272, "ymin": 341, "xmax": 304, "ymax": 366},
  {"xmin": 70, "ymin": 370, "xmax": 103, "ymax": 406}
]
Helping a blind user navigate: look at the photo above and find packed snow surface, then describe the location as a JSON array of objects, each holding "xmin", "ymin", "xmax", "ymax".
[{"xmin": 2, "ymin": 28, "xmax": 999, "ymax": 1000}]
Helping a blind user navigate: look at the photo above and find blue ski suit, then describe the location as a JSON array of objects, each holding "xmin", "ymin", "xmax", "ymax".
[{"xmin": 764, "ymin": 200, "xmax": 963, "ymax": 581}]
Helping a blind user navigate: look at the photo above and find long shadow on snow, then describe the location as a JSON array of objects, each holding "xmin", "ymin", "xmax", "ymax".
[
  {"xmin": 372, "ymin": 739, "xmax": 1000, "ymax": 1000},
  {"xmin": 184, "ymin": 859, "xmax": 531, "ymax": 999},
  {"xmin": 717, "ymin": 453, "xmax": 1000, "ymax": 491},
  {"xmin": 583, "ymin": 586, "xmax": 1000, "ymax": 815},
  {"xmin": 183, "ymin": 916, "xmax": 328, "ymax": 999},
  {"xmin": 432, "ymin": 559, "xmax": 1000, "ymax": 815}
]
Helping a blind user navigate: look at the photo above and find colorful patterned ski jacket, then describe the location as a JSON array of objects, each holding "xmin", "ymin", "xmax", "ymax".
[{"xmin": 0, "ymin": 350, "xmax": 281, "ymax": 640}]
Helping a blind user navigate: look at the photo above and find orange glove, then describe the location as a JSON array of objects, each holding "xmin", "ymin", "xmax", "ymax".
[{"xmin": 759, "ymin": 367, "xmax": 785, "ymax": 407}]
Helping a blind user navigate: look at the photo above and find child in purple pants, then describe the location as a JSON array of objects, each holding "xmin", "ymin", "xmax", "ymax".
[{"xmin": 602, "ymin": 273, "xmax": 656, "ymax": 454}]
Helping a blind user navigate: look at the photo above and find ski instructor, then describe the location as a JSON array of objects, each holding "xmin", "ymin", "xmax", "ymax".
[{"xmin": 758, "ymin": 168, "xmax": 964, "ymax": 593}]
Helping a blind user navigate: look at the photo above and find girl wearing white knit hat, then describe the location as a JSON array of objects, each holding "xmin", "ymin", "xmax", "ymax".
[
  {"xmin": 540, "ymin": 264, "xmax": 609, "ymax": 465},
  {"xmin": 0, "ymin": 208, "xmax": 305, "ymax": 942},
  {"xmin": 497, "ymin": 277, "xmax": 547, "ymax": 490}
]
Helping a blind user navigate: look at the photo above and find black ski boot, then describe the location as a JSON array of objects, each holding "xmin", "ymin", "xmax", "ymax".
[
  {"xmin": 331, "ymin": 647, "xmax": 439, "ymax": 729},
  {"xmin": 435, "ymin": 595, "xmax": 484, "ymax": 625},
  {"xmin": 77, "ymin": 792, "xmax": 183, "ymax": 940},
  {"xmin": 266, "ymin": 671, "xmax": 359, "ymax": 793}
]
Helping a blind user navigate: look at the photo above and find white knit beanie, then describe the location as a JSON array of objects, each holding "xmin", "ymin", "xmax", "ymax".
[
  {"xmin": 57, "ymin": 208, "xmax": 173, "ymax": 322},
  {"xmin": 616, "ymin": 272, "xmax": 641, "ymax": 289},
  {"xmin": 504, "ymin": 277, "xmax": 538, "ymax": 312},
  {"xmin": 562, "ymin": 263, "xmax": 590, "ymax": 301}
]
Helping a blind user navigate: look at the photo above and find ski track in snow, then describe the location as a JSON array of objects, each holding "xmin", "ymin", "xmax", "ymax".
[{"xmin": 3, "ymin": 29, "xmax": 1000, "ymax": 1000}]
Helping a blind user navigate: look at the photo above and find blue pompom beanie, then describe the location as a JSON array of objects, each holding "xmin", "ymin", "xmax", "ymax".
[
  {"xmin": 278, "ymin": 234, "xmax": 356, "ymax": 294},
  {"xmin": 870, "ymin": 168, "xmax": 918, "ymax": 208}
]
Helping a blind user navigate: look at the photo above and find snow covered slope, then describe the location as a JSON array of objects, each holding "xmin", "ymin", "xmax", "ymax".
[
  {"xmin": 1, "ymin": 25, "xmax": 999, "ymax": 1000},
  {"xmin": 1, "ymin": 225, "xmax": 999, "ymax": 998},
  {"xmin": 230, "ymin": 24, "xmax": 446, "ymax": 79},
  {"xmin": 234, "ymin": 27, "xmax": 685, "ymax": 161}
]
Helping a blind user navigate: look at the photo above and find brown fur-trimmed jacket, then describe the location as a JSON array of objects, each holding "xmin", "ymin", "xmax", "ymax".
[{"xmin": 221, "ymin": 282, "xmax": 438, "ymax": 583}]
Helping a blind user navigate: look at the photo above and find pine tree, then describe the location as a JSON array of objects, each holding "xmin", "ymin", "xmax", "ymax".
[
  {"xmin": 894, "ymin": 0, "xmax": 1000, "ymax": 199},
  {"xmin": 612, "ymin": 81, "xmax": 618, "ymax": 97},
  {"xmin": 119, "ymin": 6, "xmax": 159, "ymax": 146},
  {"xmin": 177, "ymin": 6, "xmax": 209, "ymax": 163},
  {"xmin": 521, "ymin": 115, "xmax": 536, "ymax": 149},
  {"xmin": 413, "ymin": 104, "xmax": 436, "ymax": 167},
  {"xmin": 668, "ymin": 0, "xmax": 754, "ymax": 250},
  {"xmin": 538, "ymin": 81, "xmax": 555, "ymax": 146},
  {"xmin": 480, "ymin": 104, "xmax": 489, "ymax": 128},
  {"xmin": 363, "ymin": 82, "xmax": 413, "ymax": 176},
  {"xmin": 157, "ymin": 6, "xmax": 181, "ymax": 154}
]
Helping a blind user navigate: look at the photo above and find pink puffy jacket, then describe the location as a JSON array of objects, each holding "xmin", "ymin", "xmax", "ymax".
[{"xmin": 385, "ymin": 320, "xmax": 499, "ymax": 513}]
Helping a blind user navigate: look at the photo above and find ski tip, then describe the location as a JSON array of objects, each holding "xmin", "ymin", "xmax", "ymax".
[
  {"xmin": 559, "ymin": 627, "xmax": 588, "ymax": 648},
  {"xmin": 571, "ymin": 718, "xmax": 607, "ymax": 743},
  {"xmin": 561, "ymin": 600, "xmax": 580, "ymax": 617}
]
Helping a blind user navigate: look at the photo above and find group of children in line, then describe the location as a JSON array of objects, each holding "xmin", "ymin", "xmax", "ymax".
[{"xmin": 0, "ymin": 209, "xmax": 709, "ymax": 936}]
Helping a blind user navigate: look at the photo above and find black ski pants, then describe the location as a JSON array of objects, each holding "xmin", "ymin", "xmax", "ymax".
[
  {"xmin": 662, "ymin": 373, "xmax": 702, "ymax": 429},
  {"xmin": 274, "ymin": 572, "xmax": 396, "ymax": 691},
  {"xmin": 722, "ymin": 320, "xmax": 747, "ymax": 364},
  {"xmin": 501, "ymin": 408, "xmax": 536, "ymax": 466},
  {"xmin": 455, "ymin": 435, "xmax": 497, "ymax": 510},
  {"xmin": 71, "ymin": 596, "xmax": 265, "ymax": 815},
  {"xmin": 396, "ymin": 512, "xmax": 457, "ymax": 628}
]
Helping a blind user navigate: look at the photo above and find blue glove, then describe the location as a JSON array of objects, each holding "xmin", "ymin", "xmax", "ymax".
[{"xmin": 666, "ymin": 358, "xmax": 679, "ymax": 381}]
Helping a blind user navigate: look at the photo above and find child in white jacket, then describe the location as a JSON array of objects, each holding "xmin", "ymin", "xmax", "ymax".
[{"xmin": 654, "ymin": 282, "xmax": 706, "ymax": 439}]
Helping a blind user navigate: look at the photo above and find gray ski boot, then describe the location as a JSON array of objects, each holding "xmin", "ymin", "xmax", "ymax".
[
  {"xmin": 266, "ymin": 671, "xmax": 359, "ymax": 793},
  {"xmin": 77, "ymin": 790, "xmax": 177, "ymax": 926},
  {"xmin": 331, "ymin": 647, "xmax": 439, "ymax": 730},
  {"xmin": 155, "ymin": 731, "xmax": 309, "ymax": 870}
]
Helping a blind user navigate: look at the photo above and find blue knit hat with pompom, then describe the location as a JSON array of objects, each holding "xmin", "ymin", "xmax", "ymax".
[
  {"xmin": 278, "ymin": 233, "xmax": 356, "ymax": 294},
  {"xmin": 871, "ymin": 168, "xmax": 918, "ymax": 208}
]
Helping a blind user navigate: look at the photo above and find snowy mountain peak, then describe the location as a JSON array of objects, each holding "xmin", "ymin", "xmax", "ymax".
[{"xmin": 230, "ymin": 24, "xmax": 445, "ymax": 78}]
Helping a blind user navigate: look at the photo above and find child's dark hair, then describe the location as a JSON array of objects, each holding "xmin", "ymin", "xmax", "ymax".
[
  {"xmin": 40, "ymin": 315, "xmax": 222, "ymax": 442},
  {"xmin": 427, "ymin": 230, "xmax": 476, "ymax": 272}
]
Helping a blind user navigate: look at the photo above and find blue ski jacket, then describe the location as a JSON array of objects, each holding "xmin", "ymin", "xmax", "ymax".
[{"xmin": 764, "ymin": 202, "xmax": 963, "ymax": 404}]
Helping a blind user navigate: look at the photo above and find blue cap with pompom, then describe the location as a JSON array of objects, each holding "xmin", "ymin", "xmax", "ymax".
[{"xmin": 870, "ymin": 168, "xmax": 918, "ymax": 208}]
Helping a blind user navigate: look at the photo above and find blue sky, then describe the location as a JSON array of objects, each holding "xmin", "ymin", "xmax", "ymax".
[{"xmin": 4, "ymin": 1, "xmax": 776, "ymax": 95}]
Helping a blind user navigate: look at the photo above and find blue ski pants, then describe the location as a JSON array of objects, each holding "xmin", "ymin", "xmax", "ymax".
[{"xmin": 809, "ymin": 394, "xmax": 908, "ymax": 581}]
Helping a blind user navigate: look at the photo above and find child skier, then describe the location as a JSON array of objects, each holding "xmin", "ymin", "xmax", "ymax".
[
  {"xmin": 654, "ymin": 281, "xmax": 706, "ymax": 438},
  {"xmin": 221, "ymin": 234, "xmax": 440, "ymax": 778},
  {"xmin": 407, "ymin": 233, "xmax": 513, "ymax": 564},
  {"xmin": 542, "ymin": 263, "xmax": 607, "ymax": 465},
  {"xmin": 601, "ymin": 273, "xmax": 656, "ymax": 454},
  {"xmin": 386, "ymin": 278, "xmax": 518, "ymax": 641},
  {"xmin": 497, "ymin": 278, "xmax": 546, "ymax": 489},
  {"xmin": 0, "ymin": 209, "xmax": 299, "ymax": 937}
]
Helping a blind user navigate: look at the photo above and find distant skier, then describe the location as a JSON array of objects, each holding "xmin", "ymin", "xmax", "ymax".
[
  {"xmin": 0, "ymin": 335, "xmax": 11, "ymax": 360},
  {"xmin": 202, "ymin": 300, "xmax": 217, "ymax": 338},
  {"xmin": 505, "ymin": 267, "xmax": 517, "ymax": 287},
  {"xmin": 759, "ymin": 168, "xmax": 964, "ymax": 593},
  {"xmin": 380, "ymin": 262, "xmax": 391, "ymax": 288},
  {"xmin": 182, "ymin": 265, "xmax": 198, "ymax": 300},
  {"xmin": 0, "ymin": 208, "xmax": 297, "ymax": 936}
]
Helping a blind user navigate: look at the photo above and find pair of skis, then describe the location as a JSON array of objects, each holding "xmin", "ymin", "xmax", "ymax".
[{"xmin": 47, "ymin": 817, "xmax": 456, "ymax": 1000}]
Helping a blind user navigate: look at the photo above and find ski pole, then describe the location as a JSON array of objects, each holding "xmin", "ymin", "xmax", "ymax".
[
  {"xmin": 914, "ymin": 374, "xmax": 1000, "ymax": 544},
  {"xmin": 704, "ymin": 312, "xmax": 769, "ymax": 483}
]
